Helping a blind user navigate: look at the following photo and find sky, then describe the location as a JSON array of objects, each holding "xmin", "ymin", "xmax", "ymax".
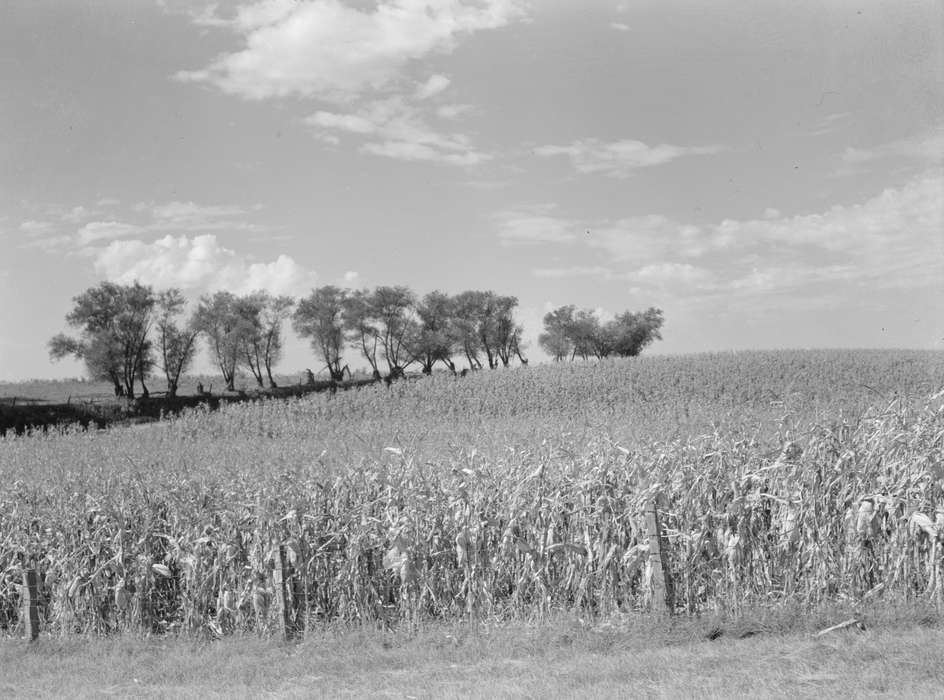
[{"xmin": 1, "ymin": 0, "xmax": 942, "ymax": 381}]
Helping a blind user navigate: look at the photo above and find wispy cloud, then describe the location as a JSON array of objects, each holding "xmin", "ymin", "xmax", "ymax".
[
  {"xmin": 493, "ymin": 205, "xmax": 579, "ymax": 245},
  {"xmin": 534, "ymin": 138, "xmax": 722, "ymax": 178},
  {"xmin": 508, "ymin": 170, "xmax": 943, "ymax": 302},
  {"xmin": 532, "ymin": 266, "xmax": 615, "ymax": 279},
  {"xmin": 306, "ymin": 96, "xmax": 490, "ymax": 165},
  {"xmin": 842, "ymin": 127, "xmax": 944, "ymax": 166},
  {"xmin": 609, "ymin": 22, "xmax": 630, "ymax": 32},
  {"xmin": 76, "ymin": 221, "xmax": 145, "ymax": 245}
]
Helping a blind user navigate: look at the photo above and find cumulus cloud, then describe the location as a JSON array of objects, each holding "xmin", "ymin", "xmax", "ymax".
[
  {"xmin": 92, "ymin": 234, "xmax": 315, "ymax": 296},
  {"xmin": 177, "ymin": 0, "xmax": 523, "ymax": 101},
  {"xmin": 534, "ymin": 138, "xmax": 722, "ymax": 178}
]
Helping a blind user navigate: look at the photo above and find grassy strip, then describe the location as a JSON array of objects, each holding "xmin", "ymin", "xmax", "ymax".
[{"xmin": 3, "ymin": 601, "xmax": 942, "ymax": 699}]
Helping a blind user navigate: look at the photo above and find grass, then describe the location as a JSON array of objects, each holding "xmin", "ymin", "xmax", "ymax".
[{"xmin": 3, "ymin": 607, "xmax": 943, "ymax": 698}]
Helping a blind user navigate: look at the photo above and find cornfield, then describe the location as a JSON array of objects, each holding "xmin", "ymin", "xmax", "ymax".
[{"xmin": 1, "ymin": 350, "xmax": 943, "ymax": 637}]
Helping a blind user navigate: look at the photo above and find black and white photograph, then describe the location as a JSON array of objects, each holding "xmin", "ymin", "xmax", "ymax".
[{"xmin": 1, "ymin": 0, "xmax": 942, "ymax": 696}]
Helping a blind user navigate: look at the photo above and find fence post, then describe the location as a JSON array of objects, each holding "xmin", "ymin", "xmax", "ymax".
[
  {"xmin": 645, "ymin": 496, "xmax": 675, "ymax": 614},
  {"xmin": 22, "ymin": 567, "xmax": 40, "ymax": 641},
  {"xmin": 273, "ymin": 545, "xmax": 304, "ymax": 641}
]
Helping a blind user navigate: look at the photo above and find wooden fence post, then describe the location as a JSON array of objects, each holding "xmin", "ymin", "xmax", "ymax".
[
  {"xmin": 273, "ymin": 545, "xmax": 305, "ymax": 641},
  {"xmin": 22, "ymin": 568, "xmax": 40, "ymax": 641},
  {"xmin": 645, "ymin": 496, "xmax": 675, "ymax": 614}
]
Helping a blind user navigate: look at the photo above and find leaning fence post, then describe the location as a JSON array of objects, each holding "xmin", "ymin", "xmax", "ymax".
[
  {"xmin": 645, "ymin": 496, "xmax": 675, "ymax": 614},
  {"xmin": 22, "ymin": 567, "xmax": 40, "ymax": 641}
]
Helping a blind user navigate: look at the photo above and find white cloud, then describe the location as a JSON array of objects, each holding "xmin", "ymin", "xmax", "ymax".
[
  {"xmin": 19, "ymin": 220, "xmax": 54, "ymax": 235},
  {"xmin": 148, "ymin": 201, "xmax": 247, "ymax": 230},
  {"xmin": 307, "ymin": 96, "xmax": 489, "ymax": 165},
  {"xmin": 494, "ymin": 206, "xmax": 579, "ymax": 244},
  {"xmin": 842, "ymin": 127, "xmax": 944, "ymax": 166},
  {"xmin": 436, "ymin": 103, "xmax": 472, "ymax": 119},
  {"xmin": 308, "ymin": 111, "xmax": 377, "ymax": 134},
  {"xmin": 415, "ymin": 74, "xmax": 451, "ymax": 100},
  {"xmin": 92, "ymin": 234, "xmax": 315, "ymax": 296},
  {"xmin": 609, "ymin": 22, "xmax": 630, "ymax": 31},
  {"xmin": 177, "ymin": 0, "xmax": 524, "ymax": 101},
  {"xmin": 636, "ymin": 262, "xmax": 710, "ymax": 285},
  {"xmin": 505, "ymin": 171, "xmax": 943, "ymax": 302},
  {"xmin": 532, "ymin": 266, "xmax": 614, "ymax": 279},
  {"xmin": 534, "ymin": 138, "xmax": 722, "ymax": 178},
  {"xmin": 361, "ymin": 139, "xmax": 488, "ymax": 165},
  {"xmin": 76, "ymin": 221, "xmax": 145, "ymax": 245}
]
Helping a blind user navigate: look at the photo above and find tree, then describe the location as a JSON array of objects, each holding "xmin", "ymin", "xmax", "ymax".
[
  {"xmin": 539, "ymin": 305, "xmax": 575, "ymax": 362},
  {"xmin": 539, "ymin": 304, "xmax": 664, "ymax": 361},
  {"xmin": 371, "ymin": 286, "xmax": 418, "ymax": 378},
  {"xmin": 192, "ymin": 291, "xmax": 253, "ymax": 392},
  {"xmin": 343, "ymin": 289, "xmax": 382, "ymax": 380},
  {"xmin": 451, "ymin": 291, "xmax": 486, "ymax": 371},
  {"xmin": 606, "ymin": 307, "xmax": 664, "ymax": 357},
  {"xmin": 409, "ymin": 290, "xmax": 458, "ymax": 374},
  {"xmin": 237, "ymin": 292, "xmax": 295, "ymax": 388},
  {"xmin": 48, "ymin": 281, "xmax": 156, "ymax": 398},
  {"xmin": 155, "ymin": 289, "xmax": 199, "ymax": 399},
  {"xmin": 487, "ymin": 295, "xmax": 523, "ymax": 368},
  {"xmin": 294, "ymin": 286, "xmax": 348, "ymax": 382}
]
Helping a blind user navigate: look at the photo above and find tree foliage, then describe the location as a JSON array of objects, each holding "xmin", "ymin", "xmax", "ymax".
[
  {"xmin": 540, "ymin": 305, "xmax": 664, "ymax": 361},
  {"xmin": 155, "ymin": 289, "xmax": 199, "ymax": 399},
  {"xmin": 294, "ymin": 286, "xmax": 348, "ymax": 382},
  {"xmin": 48, "ymin": 281, "xmax": 156, "ymax": 398}
]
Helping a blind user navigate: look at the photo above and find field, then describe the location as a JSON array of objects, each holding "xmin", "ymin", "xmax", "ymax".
[{"xmin": 1, "ymin": 349, "xmax": 944, "ymax": 694}]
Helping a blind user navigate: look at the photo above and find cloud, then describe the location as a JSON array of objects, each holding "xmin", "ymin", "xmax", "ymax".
[
  {"xmin": 308, "ymin": 111, "xmax": 377, "ymax": 135},
  {"xmin": 92, "ymin": 234, "xmax": 315, "ymax": 296},
  {"xmin": 534, "ymin": 138, "xmax": 722, "ymax": 178},
  {"xmin": 436, "ymin": 103, "xmax": 472, "ymax": 119},
  {"xmin": 494, "ymin": 206, "xmax": 579, "ymax": 244},
  {"xmin": 76, "ymin": 221, "xmax": 145, "ymax": 245},
  {"xmin": 19, "ymin": 220, "xmax": 55, "ymax": 235},
  {"xmin": 504, "ymin": 170, "xmax": 943, "ymax": 303},
  {"xmin": 177, "ymin": 0, "xmax": 524, "ymax": 101},
  {"xmin": 306, "ymin": 96, "xmax": 489, "ymax": 165},
  {"xmin": 842, "ymin": 127, "xmax": 944, "ymax": 166},
  {"xmin": 532, "ymin": 266, "xmax": 614, "ymax": 279},
  {"xmin": 609, "ymin": 22, "xmax": 630, "ymax": 31},
  {"xmin": 415, "ymin": 74, "xmax": 451, "ymax": 100},
  {"xmin": 146, "ymin": 201, "xmax": 250, "ymax": 231},
  {"xmin": 636, "ymin": 262, "xmax": 710, "ymax": 285}
]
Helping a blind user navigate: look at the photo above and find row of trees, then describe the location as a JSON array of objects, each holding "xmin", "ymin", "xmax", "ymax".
[
  {"xmin": 293, "ymin": 287, "xmax": 526, "ymax": 381},
  {"xmin": 538, "ymin": 305, "xmax": 664, "ymax": 361},
  {"xmin": 49, "ymin": 282, "xmax": 664, "ymax": 399},
  {"xmin": 49, "ymin": 282, "xmax": 293, "ymax": 399}
]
